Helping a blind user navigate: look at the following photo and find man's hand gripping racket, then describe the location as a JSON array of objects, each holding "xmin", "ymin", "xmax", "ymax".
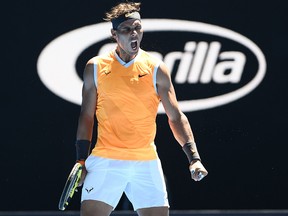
[
  {"xmin": 189, "ymin": 160, "xmax": 208, "ymax": 181},
  {"xmin": 58, "ymin": 163, "xmax": 84, "ymax": 211}
]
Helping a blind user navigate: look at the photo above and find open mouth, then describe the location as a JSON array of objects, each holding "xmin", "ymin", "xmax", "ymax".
[{"xmin": 131, "ymin": 40, "xmax": 138, "ymax": 51}]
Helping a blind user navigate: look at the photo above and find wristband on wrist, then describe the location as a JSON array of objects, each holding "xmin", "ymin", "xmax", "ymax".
[
  {"xmin": 182, "ymin": 142, "xmax": 201, "ymax": 163},
  {"xmin": 75, "ymin": 140, "xmax": 91, "ymax": 162}
]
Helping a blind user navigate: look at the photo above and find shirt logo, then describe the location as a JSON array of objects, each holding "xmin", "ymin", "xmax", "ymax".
[
  {"xmin": 104, "ymin": 70, "xmax": 111, "ymax": 75},
  {"xmin": 138, "ymin": 73, "xmax": 148, "ymax": 78}
]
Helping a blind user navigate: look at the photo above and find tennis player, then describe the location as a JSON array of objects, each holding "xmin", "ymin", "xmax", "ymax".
[{"xmin": 75, "ymin": 2, "xmax": 208, "ymax": 216}]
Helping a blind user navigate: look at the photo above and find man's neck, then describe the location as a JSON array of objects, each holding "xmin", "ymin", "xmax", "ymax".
[{"xmin": 116, "ymin": 47, "xmax": 137, "ymax": 63}]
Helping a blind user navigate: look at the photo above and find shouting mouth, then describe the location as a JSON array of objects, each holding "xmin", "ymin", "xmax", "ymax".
[{"xmin": 131, "ymin": 40, "xmax": 138, "ymax": 51}]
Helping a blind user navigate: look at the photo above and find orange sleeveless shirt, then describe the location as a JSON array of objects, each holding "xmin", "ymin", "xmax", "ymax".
[{"xmin": 91, "ymin": 49, "xmax": 161, "ymax": 160}]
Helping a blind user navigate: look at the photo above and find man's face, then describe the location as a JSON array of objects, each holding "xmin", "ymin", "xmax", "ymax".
[{"xmin": 112, "ymin": 19, "xmax": 143, "ymax": 56}]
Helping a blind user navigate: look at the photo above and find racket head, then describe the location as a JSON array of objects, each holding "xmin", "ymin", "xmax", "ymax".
[{"xmin": 58, "ymin": 162, "xmax": 83, "ymax": 211}]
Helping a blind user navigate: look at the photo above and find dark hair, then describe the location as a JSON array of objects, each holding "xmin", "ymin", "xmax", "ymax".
[{"xmin": 104, "ymin": 2, "xmax": 141, "ymax": 21}]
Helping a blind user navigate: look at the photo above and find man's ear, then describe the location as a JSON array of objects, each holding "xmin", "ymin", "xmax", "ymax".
[{"xmin": 111, "ymin": 29, "xmax": 117, "ymax": 39}]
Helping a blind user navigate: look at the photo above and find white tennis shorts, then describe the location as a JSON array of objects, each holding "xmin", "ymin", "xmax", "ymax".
[{"xmin": 81, "ymin": 155, "xmax": 169, "ymax": 210}]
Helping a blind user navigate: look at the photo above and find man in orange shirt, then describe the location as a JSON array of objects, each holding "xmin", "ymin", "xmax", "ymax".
[{"xmin": 75, "ymin": 2, "xmax": 208, "ymax": 216}]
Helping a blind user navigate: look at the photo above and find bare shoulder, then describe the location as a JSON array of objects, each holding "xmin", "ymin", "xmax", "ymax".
[
  {"xmin": 83, "ymin": 57, "xmax": 97, "ymax": 79},
  {"xmin": 156, "ymin": 61, "xmax": 172, "ymax": 90},
  {"xmin": 156, "ymin": 61, "xmax": 183, "ymax": 119},
  {"xmin": 86, "ymin": 57, "xmax": 97, "ymax": 65},
  {"xmin": 81, "ymin": 57, "xmax": 97, "ymax": 91}
]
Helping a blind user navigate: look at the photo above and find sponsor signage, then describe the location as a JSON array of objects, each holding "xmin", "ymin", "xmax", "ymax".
[{"xmin": 37, "ymin": 19, "xmax": 266, "ymax": 113}]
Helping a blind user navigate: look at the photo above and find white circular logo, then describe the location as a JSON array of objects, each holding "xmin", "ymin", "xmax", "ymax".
[{"xmin": 37, "ymin": 19, "xmax": 266, "ymax": 113}]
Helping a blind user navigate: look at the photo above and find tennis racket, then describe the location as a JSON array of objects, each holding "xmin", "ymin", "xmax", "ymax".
[{"xmin": 58, "ymin": 162, "xmax": 83, "ymax": 210}]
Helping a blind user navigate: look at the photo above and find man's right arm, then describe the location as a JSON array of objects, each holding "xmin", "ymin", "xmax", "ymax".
[
  {"xmin": 76, "ymin": 59, "xmax": 97, "ymax": 141},
  {"xmin": 75, "ymin": 59, "xmax": 97, "ymax": 185}
]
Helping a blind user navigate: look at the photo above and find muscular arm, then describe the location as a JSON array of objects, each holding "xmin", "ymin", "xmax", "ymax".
[
  {"xmin": 76, "ymin": 59, "xmax": 97, "ymax": 141},
  {"xmin": 156, "ymin": 62, "xmax": 195, "ymax": 146},
  {"xmin": 157, "ymin": 62, "xmax": 208, "ymax": 181}
]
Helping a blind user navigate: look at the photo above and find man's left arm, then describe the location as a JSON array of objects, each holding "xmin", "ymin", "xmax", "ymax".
[{"xmin": 156, "ymin": 62, "xmax": 208, "ymax": 181}]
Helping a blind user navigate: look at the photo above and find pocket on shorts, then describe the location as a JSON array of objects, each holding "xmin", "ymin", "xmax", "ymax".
[
  {"xmin": 85, "ymin": 156, "xmax": 109, "ymax": 172},
  {"xmin": 84, "ymin": 155, "xmax": 94, "ymax": 171}
]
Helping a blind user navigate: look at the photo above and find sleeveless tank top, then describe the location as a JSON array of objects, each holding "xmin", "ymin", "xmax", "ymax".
[{"xmin": 91, "ymin": 49, "xmax": 161, "ymax": 160}]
